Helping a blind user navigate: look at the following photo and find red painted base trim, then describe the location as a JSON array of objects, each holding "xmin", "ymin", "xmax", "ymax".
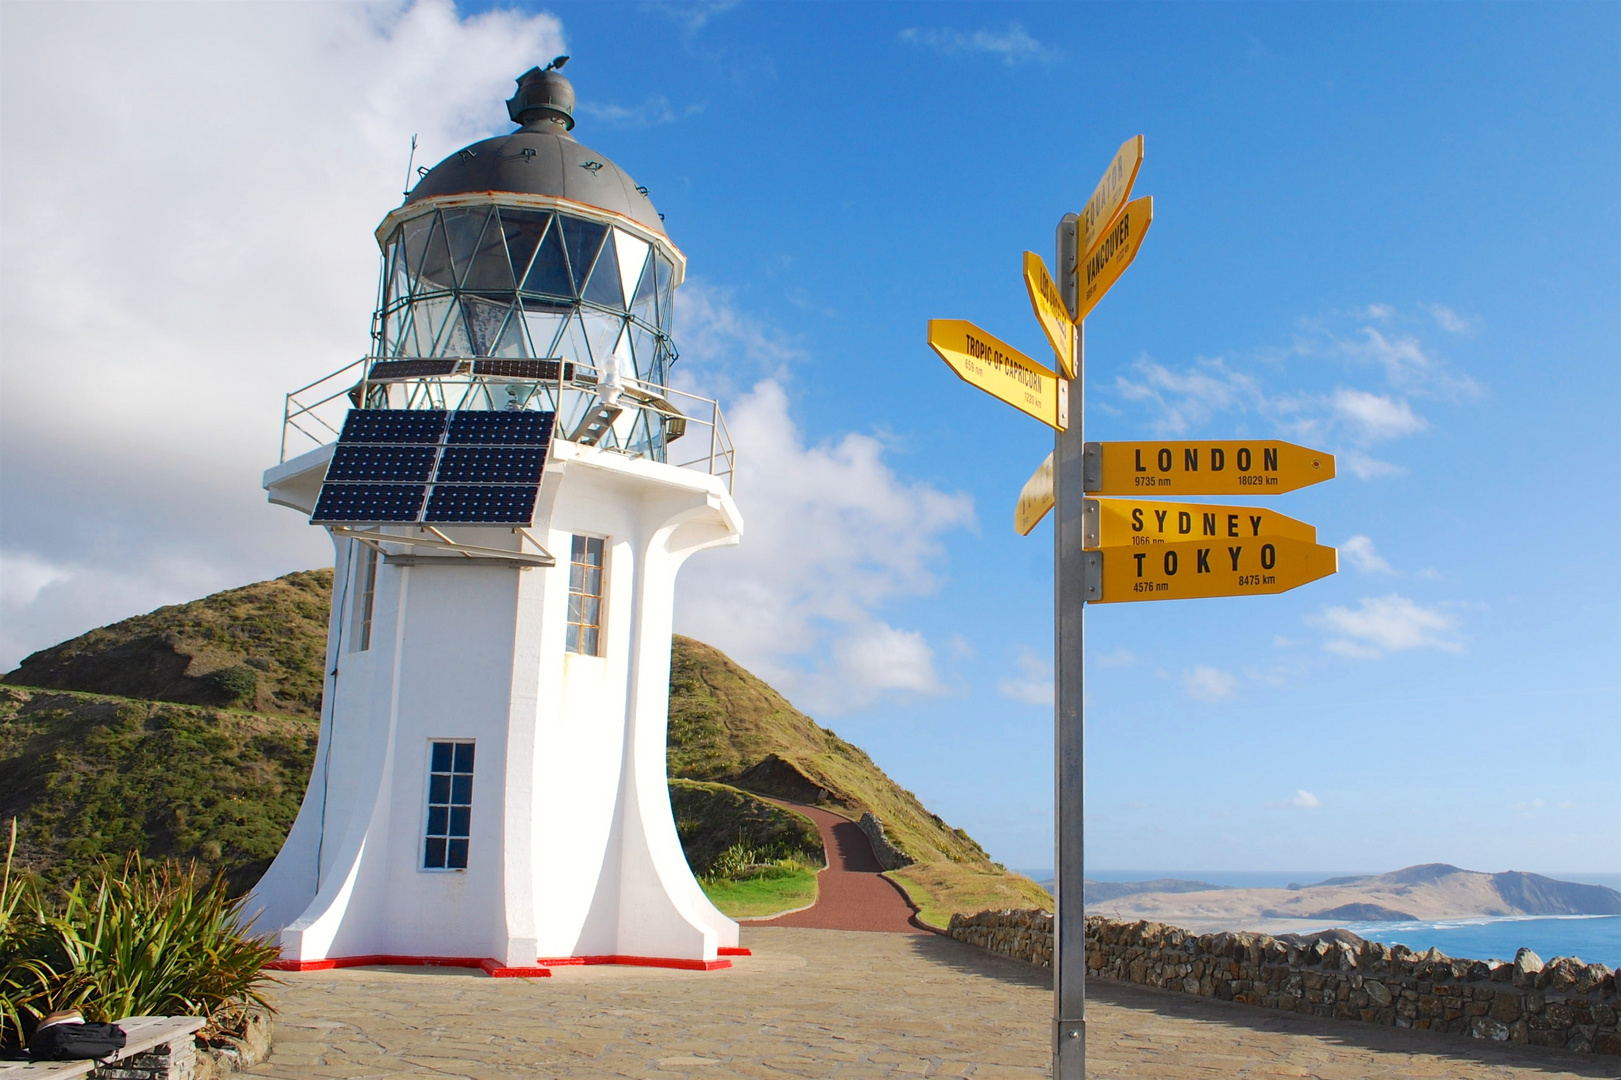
[
  {"xmin": 717, "ymin": 947, "xmax": 751, "ymax": 956},
  {"xmin": 265, "ymin": 954, "xmax": 550, "ymax": 977},
  {"xmin": 536, "ymin": 954, "xmax": 732, "ymax": 971}
]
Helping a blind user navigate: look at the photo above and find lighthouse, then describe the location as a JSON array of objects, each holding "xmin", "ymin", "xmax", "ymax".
[{"xmin": 251, "ymin": 61, "xmax": 744, "ymax": 974}]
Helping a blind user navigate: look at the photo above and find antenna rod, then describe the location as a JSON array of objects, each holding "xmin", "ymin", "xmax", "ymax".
[{"xmin": 402, "ymin": 134, "xmax": 418, "ymax": 199}]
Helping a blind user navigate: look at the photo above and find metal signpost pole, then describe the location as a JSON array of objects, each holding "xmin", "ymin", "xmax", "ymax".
[{"xmin": 1052, "ymin": 214, "xmax": 1087, "ymax": 1080}]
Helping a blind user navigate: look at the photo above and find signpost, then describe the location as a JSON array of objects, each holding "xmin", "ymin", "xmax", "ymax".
[
  {"xmin": 1078, "ymin": 135, "xmax": 1144, "ymax": 259},
  {"xmin": 1083, "ymin": 498, "xmax": 1317, "ymax": 549},
  {"xmin": 1086, "ymin": 440, "xmax": 1335, "ymax": 495},
  {"xmin": 1025, "ymin": 253, "xmax": 1077, "ymax": 379},
  {"xmin": 927, "ymin": 134, "xmax": 1337, "ymax": 1080},
  {"xmin": 1089, "ymin": 536, "xmax": 1338, "ymax": 603},
  {"xmin": 928, "ymin": 319, "xmax": 1067, "ymax": 429},
  {"xmin": 1075, "ymin": 195, "xmax": 1152, "ymax": 323},
  {"xmin": 1015, "ymin": 451, "xmax": 1055, "ymax": 536}
]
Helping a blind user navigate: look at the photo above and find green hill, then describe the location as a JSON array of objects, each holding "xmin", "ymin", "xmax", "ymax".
[{"xmin": 3, "ymin": 570, "xmax": 1050, "ymax": 921}]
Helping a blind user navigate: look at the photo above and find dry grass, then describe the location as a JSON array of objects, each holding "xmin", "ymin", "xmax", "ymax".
[{"xmin": 888, "ymin": 861, "xmax": 1053, "ymax": 930}]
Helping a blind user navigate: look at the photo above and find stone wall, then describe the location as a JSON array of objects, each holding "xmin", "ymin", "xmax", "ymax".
[
  {"xmin": 947, "ymin": 909, "xmax": 1619, "ymax": 1055},
  {"xmin": 855, "ymin": 813, "xmax": 913, "ymax": 871}
]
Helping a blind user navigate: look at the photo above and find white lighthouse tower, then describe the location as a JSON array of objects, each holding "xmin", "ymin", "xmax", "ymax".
[{"xmin": 251, "ymin": 61, "xmax": 744, "ymax": 975}]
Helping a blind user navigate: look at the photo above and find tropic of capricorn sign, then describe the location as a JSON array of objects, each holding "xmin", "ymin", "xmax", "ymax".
[{"xmin": 926, "ymin": 137, "xmax": 1338, "ymax": 1080}]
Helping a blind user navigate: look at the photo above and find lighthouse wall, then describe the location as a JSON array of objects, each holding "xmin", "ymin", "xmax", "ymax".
[{"xmin": 250, "ymin": 443, "xmax": 741, "ymax": 967}]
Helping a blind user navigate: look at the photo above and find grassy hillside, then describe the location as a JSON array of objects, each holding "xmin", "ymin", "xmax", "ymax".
[
  {"xmin": 4, "ymin": 572, "xmax": 1051, "ymax": 921},
  {"xmin": 4, "ymin": 570, "xmax": 331, "ymax": 718},
  {"xmin": 0, "ymin": 686, "xmax": 316, "ymax": 894},
  {"xmin": 668, "ymin": 635, "xmax": 994, "ymax": 868}
]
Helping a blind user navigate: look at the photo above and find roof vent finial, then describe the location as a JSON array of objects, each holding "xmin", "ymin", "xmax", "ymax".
[{"xmin": 507, "ymin": 58, "xmax": 575, "ymax": 131}]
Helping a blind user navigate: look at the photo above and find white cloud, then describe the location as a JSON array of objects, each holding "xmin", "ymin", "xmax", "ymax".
[
  {"xmin": 1342, "ymin": 451, "xmax": 1406, "ymax": 480},
  {"xmin": 898, "ymin": 23, "xmax": 1053, "ymax": 65},
  {"xmin": 648, "ymin": 0, "xmax": 741, "ymax": 36},
  {"xmin": 674, "ymin": 380, "xmax": 974, "ymax": 716},
  {"xmin": 0, "ymin": 0, "xmax": 569, "ymax": 670},
  {"xmin": 1423, "ymin": 303, "xmax": 1475, "ymax": 334},
  {"xmin": 1362, "ymin": 303, "xmax": 1395, "ymax": 320},
  {"xmin": 1183, "ymin": 665, "xmax": 1238, "ymax": 702},
  {"xmin": 1265, "ymin": 788, "xmax": 1322, "ymax": 810},
  {"xmin": 1311, "ymin": 594, "xmax": 1463, "ymax": 658},
  {"xmin": 670, "ymin": 278, "xmax": 802, "ymax": 396},
  {"xmin": 1341, "ymin": 535, "xmax": 1395, "ymax": 574},
  {"xmin": 1330, "ymin": 388, "xmax": 1426, "ymax": 441},
  {"xmin": 833, "ymin": 622, "xmax": 943, "ymax": 697},
  {"xmin": 576, "ymin": 95, "xmax": 702, "ymax": 129},
  {"xmin": 1337, "ymin": 326, "xmax": 1481, "ymax": 399},
  {"xmin": 1113, "ymin": 357, "xmax": 1258, "ymax": 436},
  {"xmin": 998, "ymin": 650, "xmax": 1053, "ymax": 707},
  {"xmin": 1095, "ymin": 649, "xmax": 1136, "ymax": 668}
]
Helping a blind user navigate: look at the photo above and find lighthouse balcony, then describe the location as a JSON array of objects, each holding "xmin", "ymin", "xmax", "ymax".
[{"xmin": 278, "ymin": 354, "xmax": 734, "ymax": 493}]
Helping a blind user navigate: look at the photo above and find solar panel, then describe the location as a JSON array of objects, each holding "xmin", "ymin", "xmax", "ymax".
[
  {"xmin": 368, "ymin": 359, "xmax": 460, "ymax": 381},
  {"xmin": 472, "ymin": 359, "xmax": 573, "ymax": 382},
  {"xmin": 325, "ymin": 444, "xmax": 439, "ymax": 482},
  {"xmin": 311, "ymin": 483, "xmax": 428, "ymax": 524},
  {"xmin": 313, "ymin": 408, "xmax": 554, "ymax": 528},
  {"xmin": 423, "ymin": 484, "xmax": 539, "ymax": 524},
  {"xmin": 434, "ymin": 446, "xmax": 546, "ymax": 484},
  {"xmin": 446, "ymin": 411, "xmax": 554, "ymax": 446},
  {"xmin": 339, "ymin": 409, "xmax": 449, "ymax": 445}
]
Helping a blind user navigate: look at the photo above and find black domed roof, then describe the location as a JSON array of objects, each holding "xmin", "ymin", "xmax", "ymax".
[{"xmin": 404, "ymin": 63, "xmax": 665, "ymax": 236}]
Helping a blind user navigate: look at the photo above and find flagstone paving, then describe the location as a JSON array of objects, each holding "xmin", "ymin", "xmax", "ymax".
[{"xmin": 245, "ymin": 927, "xmax": 1614, "ymax": 1079}]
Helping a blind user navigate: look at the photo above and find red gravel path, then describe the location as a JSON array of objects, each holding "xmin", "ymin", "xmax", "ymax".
[{"xmin": 744, "ymin": 801, "xmax": 930, "ymax": 934}]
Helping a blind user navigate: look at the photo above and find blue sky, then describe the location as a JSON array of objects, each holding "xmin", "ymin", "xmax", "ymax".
[{"xmin": 3, "ymin": 2, "xmax": 1616, "ymax": 875}]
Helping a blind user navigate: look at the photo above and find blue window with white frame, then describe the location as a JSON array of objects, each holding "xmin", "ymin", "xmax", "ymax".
[{"xmin": 423, "ymin": 741, "xmax": 474, "ymax": 870}]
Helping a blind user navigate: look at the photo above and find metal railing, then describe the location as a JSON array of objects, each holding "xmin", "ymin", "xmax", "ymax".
[{"xmin": 280, "ymin": 356, "xmax": 735, "ymax": 494}]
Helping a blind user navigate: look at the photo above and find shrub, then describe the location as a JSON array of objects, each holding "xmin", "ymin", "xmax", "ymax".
[
  {"xmin": 0, "ymin": 821, "xmax": 279, "ymax": 1048},
  {"xmin": 203, "ymin": 665, "xmax": 258, "ymax": 707}
]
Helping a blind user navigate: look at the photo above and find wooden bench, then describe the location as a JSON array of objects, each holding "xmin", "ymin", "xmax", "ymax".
[{"xmin": 0, "ymin": 1016, "xmax": 207, "ymax": 1079}]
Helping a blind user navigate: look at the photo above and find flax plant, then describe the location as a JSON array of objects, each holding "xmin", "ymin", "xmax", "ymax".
[
  {"xmin": 1, "ymin": 821, "xmax": 61, "ymax": 1046},
  {"xmin": 45, "ymin": 854, "xmax": 280, "ymax": 1027},
  {"xmin": 0, "ymin": 821, "xmax": 279, "ymax": 1047}
]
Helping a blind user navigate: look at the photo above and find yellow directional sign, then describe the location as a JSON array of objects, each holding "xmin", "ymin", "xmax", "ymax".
[
  {"xmin": 1015, "ymin": 451, "xmax": 1055, "ymax": 536},
  {"xmin": 1078, "ymin": 135, "xmax": 1144, "ymax": 261},
  {"xmin": 1084, "ymin": 498, "xmax": 1316, "ymax": 550},
  {"xmin": 1090, "ymin": 536, "xmax": 1337, "ymax": 604},
  {"xmin": 928, "ymin": 320, "xmax": 1067, "ymax": 430},
  {"xmin": 1087, "ymin": 440, "xmax": 1335, "ymax": 496},
  {"xmin": 1023, "ymin": 253, "xmax": 1076, "ymax": 379},
  {"xmin": 1075, "ymin": 195, "xmax": 1152, "ymax": 323}
]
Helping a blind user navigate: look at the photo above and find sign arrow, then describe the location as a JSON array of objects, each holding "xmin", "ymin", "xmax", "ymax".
[
  {"xmin": 1089, "ymin": 536, "xmax": 1338, "ymax": 604},
  {"xmin": 1078, "ymin": 135, "xmax": 1144, "ymax": 263},
  {"xmin": 1083, "ymin": 498, "xmax": 1316, "ymax": 550},
  {"xmin": 1015, "ymin": 450, "xmax": 1055, "ymax": 535},
  {"xmin": 928, "ymin": 319, "xmax": 1067, "ymax": 430},
  {"xmin": 1024, "ymin": 252, "xmax": 1076, "ymax": 379},
  {"xmin": 1075, "ymin": 195, "xmax": 1153, "ymax": 323},
  {"xmin": 1085, "ymin": 439, "xmax": 1335, "ymax": 496}
]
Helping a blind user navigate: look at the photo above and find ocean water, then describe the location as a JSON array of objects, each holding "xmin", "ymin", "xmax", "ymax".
[
  {"xmin": 1014, "ymin": 870, "xmax": 1621, "ymax": 965},
  {"xmin": 1341, "ymin": 916, "xmax": 1620, "ymax": 968}
]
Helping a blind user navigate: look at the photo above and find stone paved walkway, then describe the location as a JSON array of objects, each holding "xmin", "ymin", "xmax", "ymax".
[{"xmin": 246, "ymin": 927, "xmax": 1614, "ymax": 1079}]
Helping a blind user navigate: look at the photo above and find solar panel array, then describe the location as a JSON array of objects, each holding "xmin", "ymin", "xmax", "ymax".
[
  {"xmin": 367, "ymin": 358, "xmax": 461, "ymax": 381},
  {"xmin": 311, "ymin": 409, "xmax": 555, "ymax": 527},
  {"xmin": 472, "ymin": 358, "xmax": 572, "ymax": 381}
]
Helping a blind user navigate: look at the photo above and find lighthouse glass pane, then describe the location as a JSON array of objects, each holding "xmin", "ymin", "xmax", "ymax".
[
  {"xmin": 424, "ymin": 739, "xmax": 474, "ymax": 871},
  {"xmin": 583, "ymin": 231, "xmax": 623, "ymax": 308},
  {"xmin": 561, "ymin": 217, "xmax": 607, "ymax": 294},
  {"xmin": 522, "ymin": 219, "xmax": 574, "ymax": 299},
  {"xmin": 500, "ymin": 210, "xmax": 548, "ymax": 285}
]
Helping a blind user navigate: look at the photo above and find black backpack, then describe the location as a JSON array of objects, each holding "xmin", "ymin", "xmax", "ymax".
[{"xmin": 28, "ymin": 1021, "xmax": 127, "ymax": 1062}]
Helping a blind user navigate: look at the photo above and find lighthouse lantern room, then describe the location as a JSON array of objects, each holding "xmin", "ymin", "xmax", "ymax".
[{"xmin": 251, "ymin": 60, "xmax": 743, "ymax": 974}]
